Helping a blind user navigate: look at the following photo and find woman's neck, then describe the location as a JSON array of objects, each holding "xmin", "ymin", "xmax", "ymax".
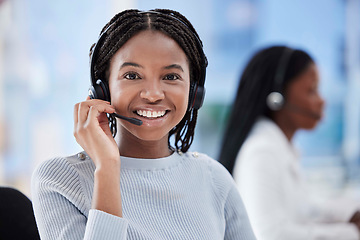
[
  {"xmin": 271, "ymin": 114, "xmax": 297, "ymax": 142},
  {"xmin": 117, "ymin": 133, "xmax": 173, "ymax": 159}
]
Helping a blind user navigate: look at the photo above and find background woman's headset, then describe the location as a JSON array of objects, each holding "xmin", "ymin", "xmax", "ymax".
[{"xmin": 266, "ymin": 47, "xmax": 294, "ymax": 111}]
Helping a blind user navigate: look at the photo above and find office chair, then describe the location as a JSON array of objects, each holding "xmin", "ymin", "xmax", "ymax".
[{"xmin": 0, "ymin": 187, "xmax": 40, "ymax": 240}]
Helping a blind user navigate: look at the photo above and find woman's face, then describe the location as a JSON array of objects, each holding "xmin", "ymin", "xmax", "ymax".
[
  {"xmin": 107, "ymin": 30, "xmax": 190, "ymax": 146},
  {"xmin": 282, "ymin": 63, "xmax": 325, "ymax": 130}
]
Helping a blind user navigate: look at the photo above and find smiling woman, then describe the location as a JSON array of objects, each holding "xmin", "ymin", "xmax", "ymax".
[
  {"xmin": 30, "ymin": 9, "xmax": 256, "ymax": 240},
  {"xmin": 108, "ymin": 31, "xmax": 190, "ymax": 155}
]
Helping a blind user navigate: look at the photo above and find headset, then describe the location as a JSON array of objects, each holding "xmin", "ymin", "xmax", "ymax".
[
  {"xmin": 266, "ymin": 47, "xmax": 321, "ymax": 120},
  {"xmin": 266, "ymin": 47, "xmax": 294, "ymax": 111},
  {"xmin": 88, "ymin": 10, "xmax": 207, "ymax": 127}
]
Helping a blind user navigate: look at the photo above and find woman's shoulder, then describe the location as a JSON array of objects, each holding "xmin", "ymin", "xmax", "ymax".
[
  {"xmin": 32, "ymin": 152, "xmax": 94, "ymax": 181},
  {"xmin": 246, "ymin": 117, "xmax": 290, "ymax": 150},
  {"xmin": 182, "ymin": 151, "xmax": 233, "ymax": 184},
  {"xmin": 31, "ymin": 152, "xmax": 93, "ymax": 214},
  {"xmin": 182, "ymin": 151, "xmax": 222, "ymax": 166}
]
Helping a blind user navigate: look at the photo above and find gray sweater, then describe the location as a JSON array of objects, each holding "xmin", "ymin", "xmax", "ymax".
[{"xmin": 32, "ymin": 151, "xmax": 256, "ymax": 239}]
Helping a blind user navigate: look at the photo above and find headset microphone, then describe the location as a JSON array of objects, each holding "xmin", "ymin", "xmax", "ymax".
[
  {"xmin": 285, "ymin": 103, "xmax": 321, "ymax": 120},
  {"xmin": 88, "ymin": 89, "xmax": 143, "ymax": 126},
  {"xmin": 112, "ymin": 113, "xmax": 143, "ymax": 126}
]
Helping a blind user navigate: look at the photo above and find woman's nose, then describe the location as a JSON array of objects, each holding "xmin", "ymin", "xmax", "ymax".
[{"xmin": 139, "ymin": 80, "xmax": 165, "ymax": 103}]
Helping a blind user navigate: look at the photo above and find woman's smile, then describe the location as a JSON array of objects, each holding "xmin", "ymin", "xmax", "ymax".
[
  {"xmin": 131, "ymin": 107, "xmax": 171, "ymax": 127},
  {"xmin": 135, "ymin": 109, "xmax": 167, "ymax": 119}
]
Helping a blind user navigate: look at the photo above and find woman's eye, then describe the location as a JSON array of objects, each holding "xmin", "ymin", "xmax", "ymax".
[
  {"xmin": 164, "ymin": 74, "xmax": 179, "ymax": 81},
  {"xmin": 124, "ymin": 73, "xmax": 140, "ymax": 80}
]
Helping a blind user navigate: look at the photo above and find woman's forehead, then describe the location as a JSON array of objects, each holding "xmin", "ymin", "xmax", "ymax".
[{"xmin": 111, "ymin": 30, "xmax": 189, "ymax": 68}]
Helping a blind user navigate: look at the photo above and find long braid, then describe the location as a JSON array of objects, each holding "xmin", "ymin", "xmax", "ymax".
[{"xmin": 89, "ymin": 9, "xmax": 207, "ymax": 153}]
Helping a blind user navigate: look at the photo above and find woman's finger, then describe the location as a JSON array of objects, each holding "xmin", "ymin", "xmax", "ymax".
[
  {"xmin": 86, "ymin": 104, "xmax": 115, "ymax": 127},
  {"xmin": 77, "ymin": 100, "xmax": 107, "ymax": 123},
  {"xmin": 75, "ymin": 99, "xmax": 114, "ymax": 131},
  {"xmin": 78, "ymin": 101, "xmax": 91, "ymax": 124},
  {"xmin": 74, "ymin": 103, "xmax": 79, "ymax": 124}
]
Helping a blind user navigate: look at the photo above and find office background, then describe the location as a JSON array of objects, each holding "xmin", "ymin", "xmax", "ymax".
[{"xmin": 0, "ymin": 0, "xmax": 359, "ymax": 198}]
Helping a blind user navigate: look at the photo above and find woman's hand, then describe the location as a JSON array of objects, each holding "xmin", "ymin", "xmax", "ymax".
[
  {"xmin": 74, "ymin": 97, "xmax": 119, "ymax": 169},
  {"xmin": 74, "ymin": 97, "xmax": 123, "ymax": 217}
]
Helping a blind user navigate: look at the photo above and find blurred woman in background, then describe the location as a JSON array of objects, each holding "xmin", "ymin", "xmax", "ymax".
[{"xmin": 218, "ymin": 46, "xmax": 360, "ymax": 240}]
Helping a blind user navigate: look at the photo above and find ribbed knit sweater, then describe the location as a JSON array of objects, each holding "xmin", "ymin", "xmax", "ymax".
[{"xmin": 31, "ymin": 151, "xmax": 256, "ymax": 239}]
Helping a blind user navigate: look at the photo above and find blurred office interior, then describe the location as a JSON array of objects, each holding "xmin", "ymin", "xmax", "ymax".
[{"xmin": 0, "ymin": 0, "xmax": 359, "ymax": 199}]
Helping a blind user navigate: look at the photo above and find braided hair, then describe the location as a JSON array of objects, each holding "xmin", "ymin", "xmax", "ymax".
[
  {"xmin": 89, "ymin": 9, "xmax": 207, "ymax": 153},
  {"xmin": 218, "ymin": 46, "xmax": 314, "ymax": 174}
]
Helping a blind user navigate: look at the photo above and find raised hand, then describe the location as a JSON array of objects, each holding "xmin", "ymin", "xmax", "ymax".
[
  {"xmin": 74, "ymin": 97, "xmax": 123, "ymax": 217},
  {"xmin": 73, "ymin": 97, "xmax": 120, "ymax": 168}
]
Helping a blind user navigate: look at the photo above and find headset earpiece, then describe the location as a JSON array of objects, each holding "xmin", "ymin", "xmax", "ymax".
[
  {"xmin": 188, "ymin": 82, "xmax": 205, "ymax": 110},
  {"xmin": 88, "ymin": 79, "xmax": 110, "ymax": 102},
  {"xmin": 266, "ymin": 92, "xmax": 284, "ymax": 111},
  {"xmin": 88, "ymin": 86, "xmax": 97, "ymax": 100},
  {"xmin": 187, "ymin": 53, "xmax": 207, "ymax": 110},
  {"xmin": 266, "ymin": 47, "xmax": 294, "ymax": 111}
]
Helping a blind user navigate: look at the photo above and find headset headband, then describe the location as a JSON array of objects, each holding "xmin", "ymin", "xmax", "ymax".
[
  {"xmin": 273, "ymin": 47, "xmax": 294, "ymax": 93},
  {"xmin": 266, "ymin": 47, "xmax": 295, "ymax": 111}
]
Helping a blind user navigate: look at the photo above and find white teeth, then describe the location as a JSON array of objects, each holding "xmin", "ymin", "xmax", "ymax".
[{"xmin": 137, "ymin": 110, "xmax": 166, "ymax": 118}]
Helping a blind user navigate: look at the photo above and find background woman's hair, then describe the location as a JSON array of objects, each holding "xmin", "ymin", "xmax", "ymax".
[
  {"xmin": 218, "ymin": 46, "xmax": 314, "ymax": 174},
  {"xmin": 89, "ymin": 9, "xmax": 207, "ymax": 153}
]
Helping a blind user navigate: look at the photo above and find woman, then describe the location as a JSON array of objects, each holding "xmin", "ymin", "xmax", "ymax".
[
  {"xmin": 31, "ymin": 9, "xmax": 256, "ymax": 240},
  {"xmin": 218, "ymin": 46, "xmax": 360, "ymax": 240}
]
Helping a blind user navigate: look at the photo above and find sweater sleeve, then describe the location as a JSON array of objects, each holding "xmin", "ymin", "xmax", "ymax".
[
  {"xmin": 31, "ymin": 157, "xmax": 128, "ymax": 240},
  {"xmin": 208, "ymin": 158, "xmax": 256, "ymax": 240},
  {"xmin": 234, "ymin": 149, "xmax": 359, "ymax": 240},
  {"xmin": 223, "ymin": 186, "xmax": 257, "ymax": 240}
]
